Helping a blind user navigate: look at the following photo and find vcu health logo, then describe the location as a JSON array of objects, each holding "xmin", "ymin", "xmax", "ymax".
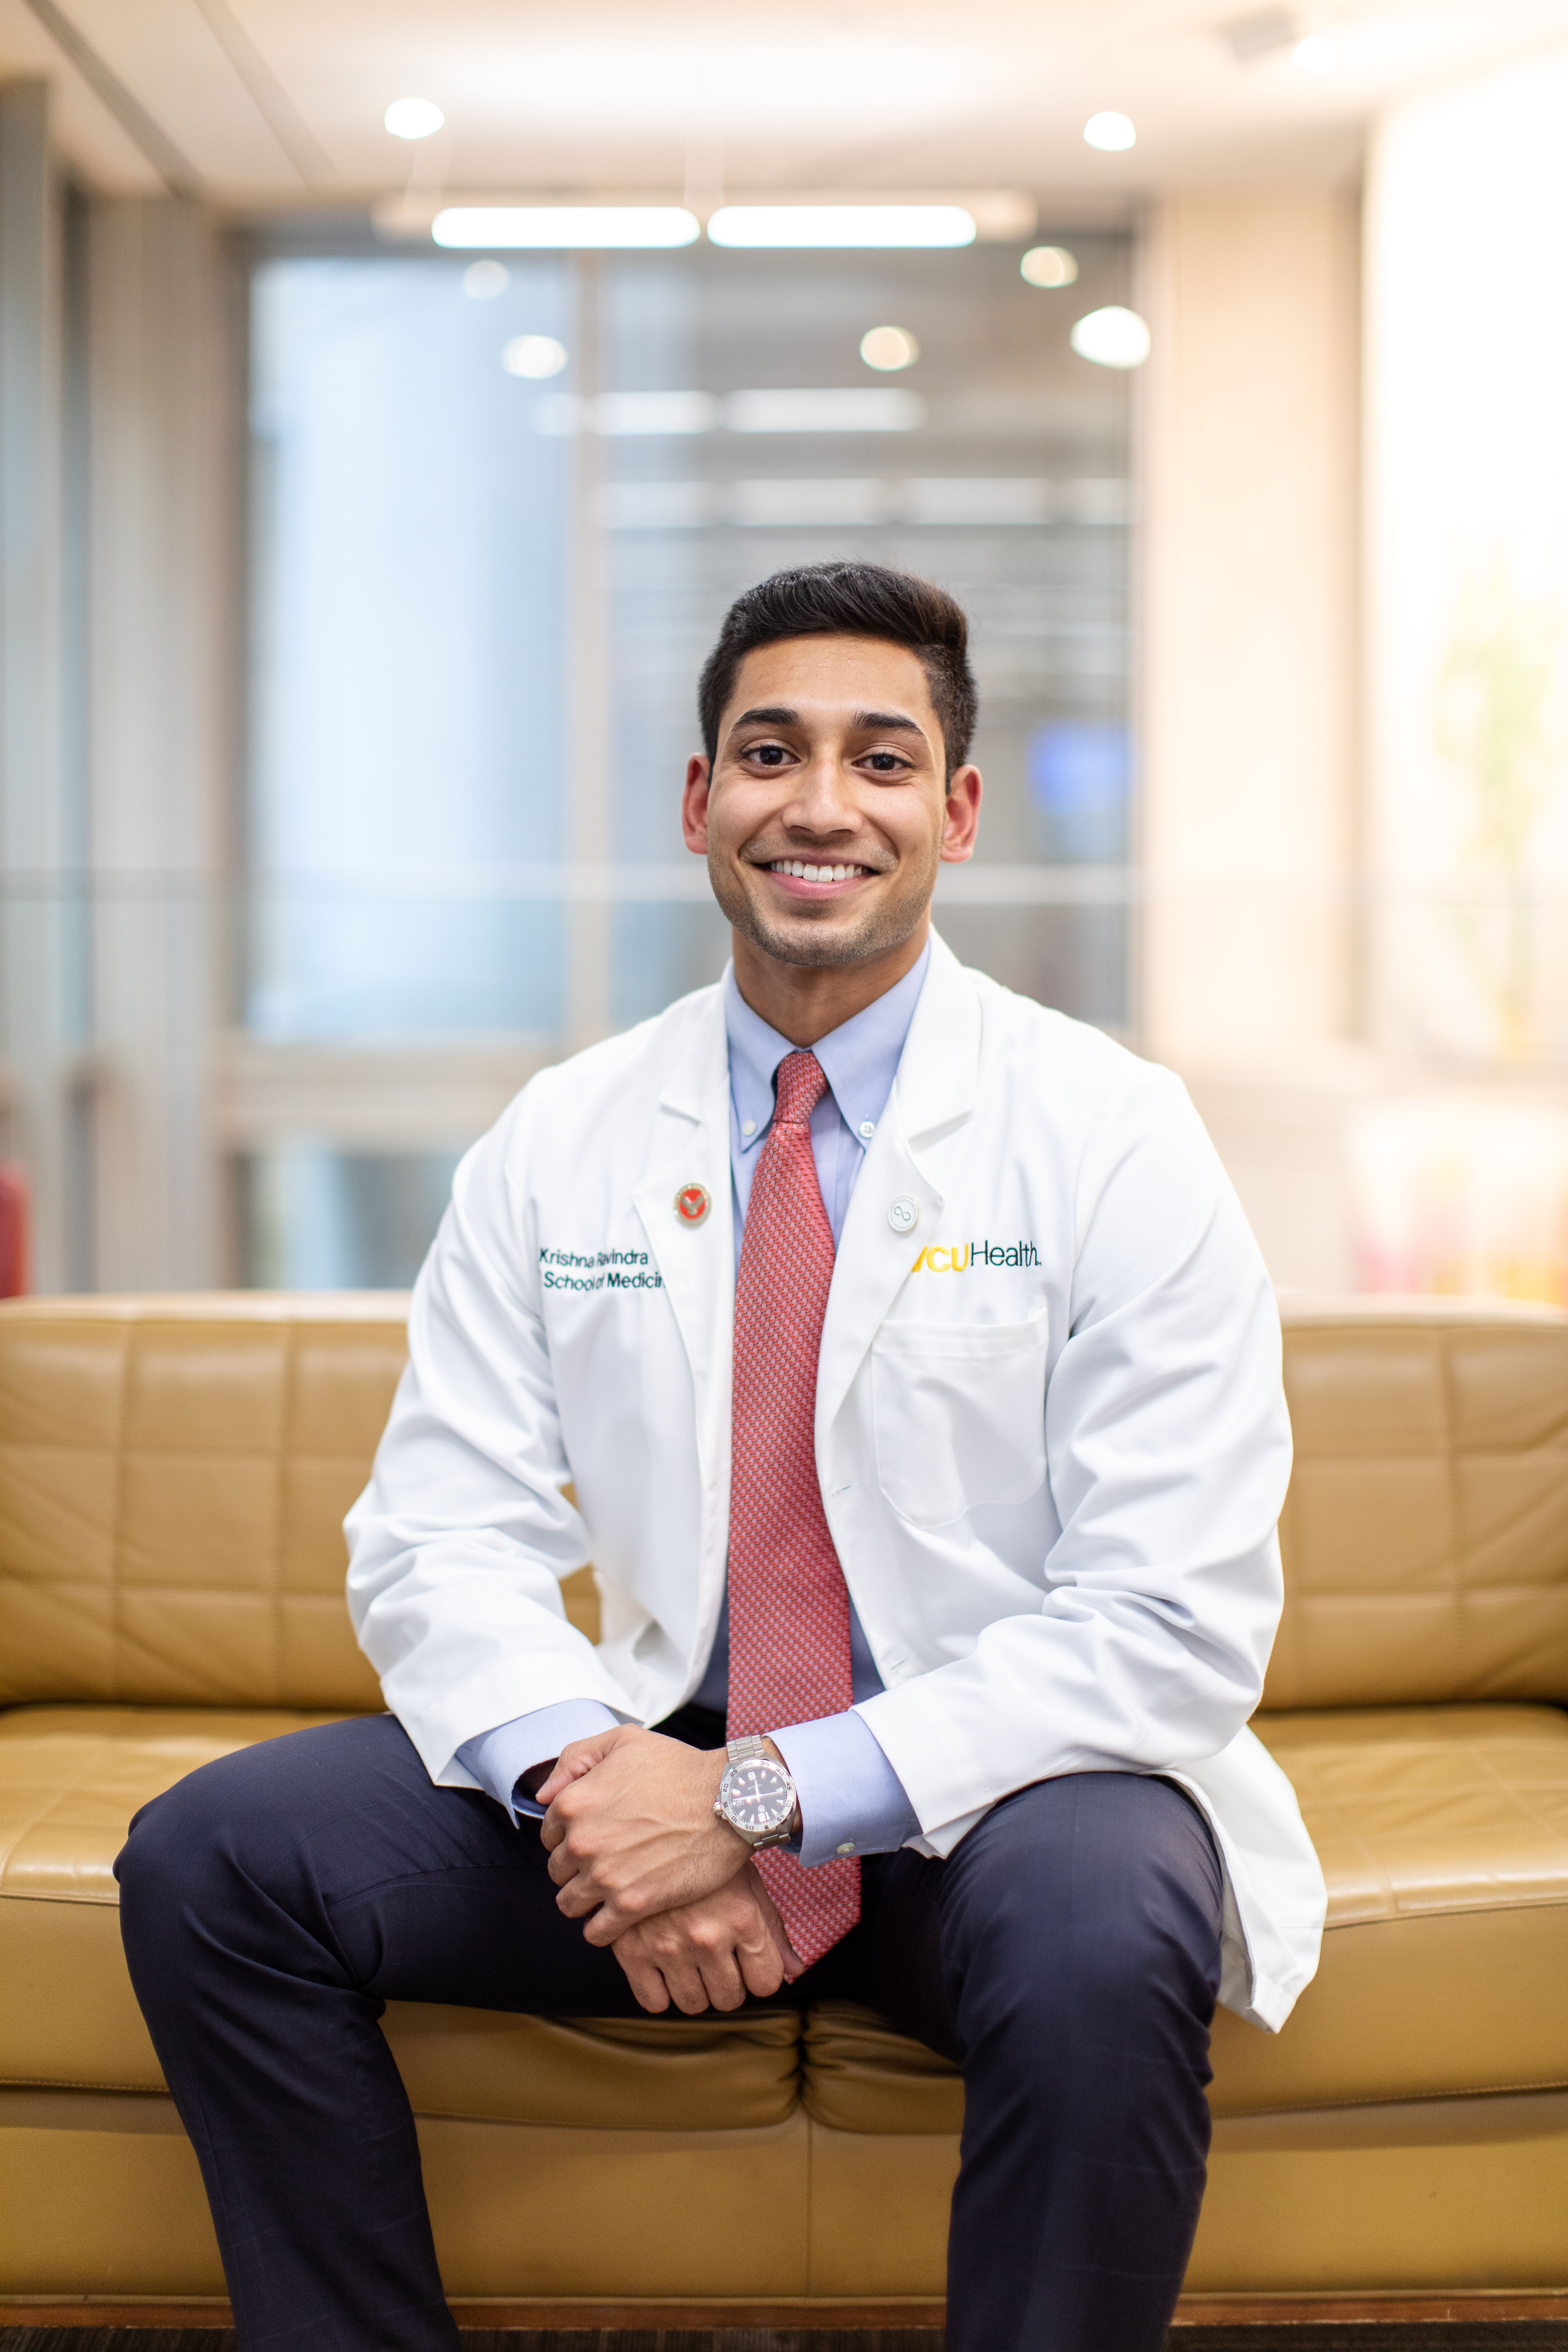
[{"xmin": 911, "ymin": 1238, "xmax": 1041, "ymax": 1273}]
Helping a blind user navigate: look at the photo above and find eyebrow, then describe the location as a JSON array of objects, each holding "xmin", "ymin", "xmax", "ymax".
[{"xmin": 729, "ymin": 706, "xmax": 926, "ymax": 738}]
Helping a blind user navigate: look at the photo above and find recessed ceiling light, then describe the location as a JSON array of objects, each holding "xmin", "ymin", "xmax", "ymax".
[
  {"xmin": 860, "ymin": 326, "xmax": 919, "ymax": 370},
  {"xmin": 1020, "ymin": 246, "xmax": 1078, "ymax": 289},
  {"xmin": 384, "ymin": 98, "xmax": 444, "ymax": 141},
  {"xmin": 433, "ymin": 207, "xmax": 700, "ymax": 249},
  {"xmin": 502, "ymin": 335, "xmax": 568, "ymax": 379},
  {"xmin": 464, "ymin": 261, "xmax": 509, "ymax": 299},
  {"xmin": 1070, "ymin": 306, "xmax": 1151, "ymax": 369},
  {"xmin": 1292, "ymin": 33, "xmax": 1338, "ymax": 70},
  {"xmin": 707, "ymin": 205, "xmax": 975, "ymax": 249},
  {"xmin": 1083, "ymin": 112, "xmax": 1136, "ymax": 153}
]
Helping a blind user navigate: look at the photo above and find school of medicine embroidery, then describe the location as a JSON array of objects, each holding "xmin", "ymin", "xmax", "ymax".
[{"xmin": 539, "ymin": 1246, "xmax": 663, "ymax": 1293}]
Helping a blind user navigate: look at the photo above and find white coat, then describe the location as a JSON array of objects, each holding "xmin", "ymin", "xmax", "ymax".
[{"xmin": 346, "ymin": 932, "xmax": 1326, "ymax": 2032}]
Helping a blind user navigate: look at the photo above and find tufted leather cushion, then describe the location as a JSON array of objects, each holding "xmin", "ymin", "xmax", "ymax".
[
  {"xmin": 0, "ymin": 1297, "xmax": 405, "ymax": 1712},
  {"xmin": 1266, "ymin": 1302, "xmax": 1568, "ymax": 1710},
  {"xmin": 0, "ymin": 1703, "xmax": 801, "ymax": 2128},
  {"xmin": 805, "ymin": 1703, "xmax": 1568, "ymax": 2132}
]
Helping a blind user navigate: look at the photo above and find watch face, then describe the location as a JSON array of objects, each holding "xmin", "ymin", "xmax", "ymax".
[{"xmin": 722, "ymin": 1759, "xmax": 794, "ymax": 1836}]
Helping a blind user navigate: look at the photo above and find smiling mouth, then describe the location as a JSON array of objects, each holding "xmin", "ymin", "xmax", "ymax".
[{"xmin": 765, "ymin": 859, "xmax": 876, "ymax": 883}]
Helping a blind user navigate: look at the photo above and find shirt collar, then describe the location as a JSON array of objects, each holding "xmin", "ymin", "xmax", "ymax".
[{"xmin": 724, "ymin": 942, "xmax": 931, "ymax": 1154}]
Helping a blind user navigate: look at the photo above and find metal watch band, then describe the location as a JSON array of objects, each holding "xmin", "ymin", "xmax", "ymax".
[{"xmin": 718, "ymin": 1734, "xmax": 798, "ymax": 1850}]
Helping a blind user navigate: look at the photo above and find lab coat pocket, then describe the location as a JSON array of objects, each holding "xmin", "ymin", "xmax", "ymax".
[{"xmin": 870, "ymin": 1310, "xmax": 1049, "ymax": 1528}]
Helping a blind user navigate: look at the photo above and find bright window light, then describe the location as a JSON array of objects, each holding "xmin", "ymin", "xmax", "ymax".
[
  {"xmin": 433, "ymin": 207, "xmax": 700, "ymax": 249},
  {"xmin": 464, "ymin": 261, "xmax": 509, "ymax": 299},
  {"xmin": 502, "ymin": 335, "xmax": 568, "ymax": 379},
  {"xmin": 723, "ymin": 388, "xmax": 926, "ymax": 433},
  {"xmin": 860, "ymin": 326, "xmax": 920, "ymax": 371},
  {"xmin": 707, "ymin": 205, "xmax": 975, "ymax": 250},
  {"xmin": 384, "ymin": 98, "xmax": 444, "ymax": 140},
  {"xmin": 1020, "ymin": 246, "xmax": 1078, "ymax": 289},
  {"xmin": 1069, "ymin": 306, "xmax": 1151, "ymax": 369},
  {"xmin": 1293, "ymin": 34, "xmax": 1338, "ymax": 71},
  {"xmin": 1083, "ymin": 111, "xmax": 1136, "ymax": 152}
]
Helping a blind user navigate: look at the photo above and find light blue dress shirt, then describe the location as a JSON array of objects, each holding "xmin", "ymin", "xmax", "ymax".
[{"xmin": 457, "ymin": 948, "xmax": 929, "ymax": 1868}]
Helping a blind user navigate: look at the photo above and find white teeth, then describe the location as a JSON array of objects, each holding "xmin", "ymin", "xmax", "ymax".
[{"xmin": 768, "ymin": 860, "xmax": 867, "ymax": 881}]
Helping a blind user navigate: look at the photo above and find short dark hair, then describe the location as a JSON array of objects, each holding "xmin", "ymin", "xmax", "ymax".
[{"xmin": 697, "ymin": 561, "xmax": 978, "ymax": 781}]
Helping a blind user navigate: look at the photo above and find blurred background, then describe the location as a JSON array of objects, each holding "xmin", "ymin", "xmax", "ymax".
[{"xmin": 0, "ymin": 0, "xmax": 1566, "ymax": 1301}]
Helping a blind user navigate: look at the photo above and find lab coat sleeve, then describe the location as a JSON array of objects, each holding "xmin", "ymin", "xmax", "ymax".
[
  {"xmin": 856, "ymin": 1065, "xmax": 1293, "ymax": 1842},
  {"xmin": 344, "ymin": 1096, "xmax": 638, "ymax": 1787}
]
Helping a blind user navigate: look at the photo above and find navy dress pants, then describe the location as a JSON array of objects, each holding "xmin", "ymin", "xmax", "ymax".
[{"xmin": 115, "ymin": 1709, "xmax": 1223, "ymax": 2352}]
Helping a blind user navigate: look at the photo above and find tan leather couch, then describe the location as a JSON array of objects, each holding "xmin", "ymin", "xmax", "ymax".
[{"xmin": 4, "ymin": 1291, "xmax": 1568, "ymax": 2320}]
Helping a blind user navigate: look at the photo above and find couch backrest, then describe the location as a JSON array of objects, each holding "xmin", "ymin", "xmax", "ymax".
[
  {"xmin": 1264, "ymin": 1299, "xmax": 1568, "ymax": 1709},
  {"xmin": 0, "ymin": 1296, "xmax": 405, "ymax": 1710},
  {"xmin": 3, "ymin": 1293, "xmax": 1567, "ymax": 1715}
]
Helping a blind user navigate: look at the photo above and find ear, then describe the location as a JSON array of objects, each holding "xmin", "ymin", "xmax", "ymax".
[
  {"xmin": 681, "ymin": 754, "xmax": 713, "ymax": 854},
  {"xmin": 939, "ymin": 764, "xmax": 982, "ymax": 862}
]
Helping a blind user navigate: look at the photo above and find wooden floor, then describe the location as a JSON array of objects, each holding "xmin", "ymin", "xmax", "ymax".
[{"xmin": 7, "ymin": 2329, "xmax": 1568, "ymax": 2351}]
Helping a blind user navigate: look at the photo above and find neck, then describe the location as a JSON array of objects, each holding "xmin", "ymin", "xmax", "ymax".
[{"xmin": 730, "ymin": 913, "xmax": 930, "ymax": 1046}]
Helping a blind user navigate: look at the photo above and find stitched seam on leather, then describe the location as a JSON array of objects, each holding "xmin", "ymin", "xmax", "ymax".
[
  {"xmin": 1215, "ymin": 2078, "xmax": 1568, "ymax": 2118},
  {"xmin": 0, "ymin": 2076, "xmax": 169, "ymax": 2092},
  {"xmin": 109, "ymin": 1322, "xmax": 133, "ymax": 1702},
  {"xmin": 273, "ymin": 1326, "xmax": 293, "ymax": 1708},
  {"xmin": 1437, "ymin": 1327, "xmax": 1465, "ymax": 1696}
]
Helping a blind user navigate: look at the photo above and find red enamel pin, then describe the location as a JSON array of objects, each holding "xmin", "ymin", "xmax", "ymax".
[{"xmin": 673, "ymin": 1182, "xmax": 711, "ymax": 1227}]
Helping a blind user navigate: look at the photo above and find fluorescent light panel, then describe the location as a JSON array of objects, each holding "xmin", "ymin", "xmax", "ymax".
[
  {"xmin": 707, "ymin": 205, "xmax": 975, "ymax": 249},
  {"xmin": 433, "ymin": 206, "xmax": 700, "ymax": 249}
]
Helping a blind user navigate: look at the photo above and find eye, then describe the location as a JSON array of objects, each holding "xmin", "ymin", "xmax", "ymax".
[
  {"xmin": 750, "ymin": 743, "xmax": 791, "ymax": 767},
  {"xmin": 862, "ymin": 751, "xmax": 908, "ymax": 773}
]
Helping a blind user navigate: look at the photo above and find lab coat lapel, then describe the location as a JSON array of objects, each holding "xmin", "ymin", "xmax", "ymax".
[
  {"xmin": 630, "ymin": 989, "xmax": 734, "ymax": 1487},
  {"xmin": 815, "ymin": 932, "xmax": 981, "ymax": 1456}
]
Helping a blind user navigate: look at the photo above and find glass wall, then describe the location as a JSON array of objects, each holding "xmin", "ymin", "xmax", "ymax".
[{"xmin": 243, "ymin": 231, "xmax": 1133, "ymax": 1284}]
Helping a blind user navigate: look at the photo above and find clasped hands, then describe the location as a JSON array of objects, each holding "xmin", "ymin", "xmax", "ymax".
[{"xmin": 535, "ymin": 1726, "xmax": 804, "ymax": 2015}]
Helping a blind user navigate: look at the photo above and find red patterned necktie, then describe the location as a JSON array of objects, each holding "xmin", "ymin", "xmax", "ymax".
[{"xmin": 726, "ymin": 1048, "xmax": 860, "ymax": 1966}]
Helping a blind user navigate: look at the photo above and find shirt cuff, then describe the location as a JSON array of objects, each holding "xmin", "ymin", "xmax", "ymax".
[
  {"xmin": 455, "ymin": 1700, "xmax": 622, "ymax": 1825},
  {"xmin": 768, "ymin": 1709, "xmax": 920, "ymax": 1867}
]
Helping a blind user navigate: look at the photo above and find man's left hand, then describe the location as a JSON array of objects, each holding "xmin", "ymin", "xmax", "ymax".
[{"xmin": 537, "ymin": 1724, "xmax": 751, "ymax": 1942}]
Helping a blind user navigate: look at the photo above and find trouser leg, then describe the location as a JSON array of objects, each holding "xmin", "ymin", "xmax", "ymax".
[
  {"xmin": 866, "ymin": 1772, "xmax": 1223, "ymax": 2352},
  {"xmin": 115, "ymin": 1713, "xmax": 645, "ymax": 2352}
]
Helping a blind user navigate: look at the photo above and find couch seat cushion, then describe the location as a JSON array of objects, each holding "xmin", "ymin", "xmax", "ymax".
[
  {"xmin": 0, "ymin": 1703, "xmax": 803, "ymax": 2127},
  {"xmin": 1214, "ymin": 1702, "xmax": 1568, "ymax": 2111},
  {"xmin": 805, "ymin": 1704, "xmax": 1568, "ymax": 2132}
]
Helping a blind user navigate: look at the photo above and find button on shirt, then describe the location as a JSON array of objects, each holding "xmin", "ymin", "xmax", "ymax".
[{"xmin": 457, "ymin": 949, "xmax": 929, "ymax": 1867}]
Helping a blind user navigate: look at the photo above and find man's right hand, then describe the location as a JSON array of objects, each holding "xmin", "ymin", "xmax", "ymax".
[{"xmin": 612, "ymin": 1863, "xmax": 804, "ymax": 2015}]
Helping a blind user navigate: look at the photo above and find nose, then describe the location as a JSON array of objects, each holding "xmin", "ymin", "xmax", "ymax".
[{"xmin": 783, "ymin": 748, "xmax": 863, "ymax": 837}]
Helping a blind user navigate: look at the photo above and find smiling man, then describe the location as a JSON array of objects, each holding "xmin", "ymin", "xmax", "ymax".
[{"xmin": 117, "ymin": 563, "xmax": 1324, "ymax": 2352}]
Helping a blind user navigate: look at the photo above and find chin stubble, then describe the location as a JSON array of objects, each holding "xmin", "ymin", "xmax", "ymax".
[{"xmin": 710, "ymin": 846, "xmax": 938, "ymax": 970}]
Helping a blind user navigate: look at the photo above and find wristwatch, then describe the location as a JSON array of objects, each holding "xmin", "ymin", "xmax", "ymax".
[{"xmin": 714, "ymin": 1735, "xmax": 800, "ymax": 1851}]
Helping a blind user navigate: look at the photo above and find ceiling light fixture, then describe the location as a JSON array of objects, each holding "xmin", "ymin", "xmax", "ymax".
[
  {"xmin": 1083, "ymin": 112, "xmax": 1136, "ymax": 152},
  {"xmin": 433, "ymin": 206, "xmax": 700, "ymax": 249},
  {"xmin": 502, "ymin": 335, "xmax": 568, "ymax": 379},
  {"xmin": 860, "ymin": 326, "xmax": 920, "ymax": 371},
  {"xmin": 384, "ymin": 98, "xmax": 444, "ymax": 140},
  {"xmin": 464, "ymin": 260, "xmax": 509, "ymax": 299},
  {"xmin": 1292, "ymin": 33, "xmax": 1338, "ymax": 70},
  {"xmin": 724, "ymin": 388, "xmax": 926, "ymax": 433},
  {"xmin": 1070, "ymin": 306, "xmax": 1151, "ymax": 369},
  {"xmin": 1020, "ymin": 246, "xmax": 1078, "ymax": 289},
  {"xmin": 707, "ymin": 205, "xmax": 975, "ymax": 249}
]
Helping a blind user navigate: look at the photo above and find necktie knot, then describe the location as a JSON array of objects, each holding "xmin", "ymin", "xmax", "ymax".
[{"xmin": 774, "ymin": 1049, "xmax": 828, "ymax": 1132}]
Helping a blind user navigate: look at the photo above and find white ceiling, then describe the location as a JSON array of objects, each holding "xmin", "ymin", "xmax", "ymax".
[{"xmin": 3, "ymin": 0, "xmax": 1567, "ymax": 211}]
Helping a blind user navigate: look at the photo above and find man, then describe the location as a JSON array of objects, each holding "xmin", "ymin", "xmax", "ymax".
[{"xmin": 118, "ymin": 561, "xmax": 1325, "ymax": 2352}]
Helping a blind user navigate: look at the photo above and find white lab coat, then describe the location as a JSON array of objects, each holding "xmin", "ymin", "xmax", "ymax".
[{"xmin": 346, "ymin": 933, "xmax": 1326, "ymax": 2031}]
